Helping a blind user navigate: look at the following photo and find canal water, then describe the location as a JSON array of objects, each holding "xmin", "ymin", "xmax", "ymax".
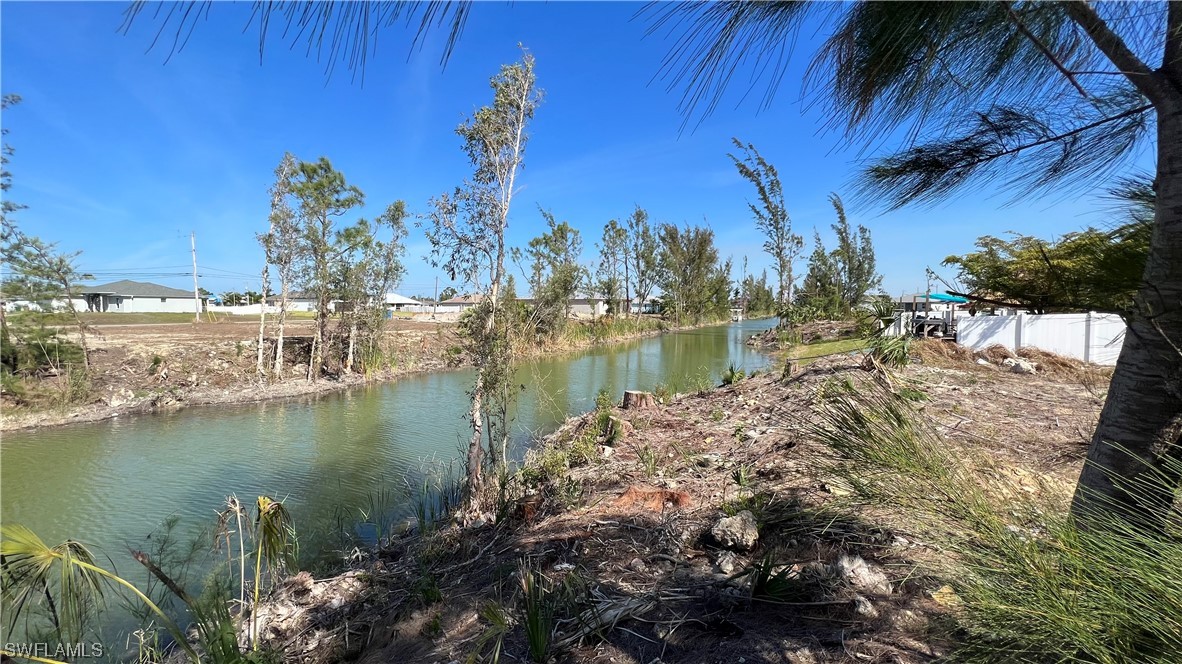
[{"xmin": 0, "ymin": 318, "xmax": 775, "ymax": 640}]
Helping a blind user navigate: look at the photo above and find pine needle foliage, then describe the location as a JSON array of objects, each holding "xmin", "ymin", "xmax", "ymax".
[{"xmin": 810, "ymin": 387, "xmax": 1182, "ymax": 663}]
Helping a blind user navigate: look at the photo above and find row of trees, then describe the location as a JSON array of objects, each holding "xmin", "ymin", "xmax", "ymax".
[
  {"xmin": 522, "ymin": 205, "xmax": 733, "ymax": 329},
  {"xmin": 732, "ymin": 140, "xmax": 883, "ymax": 321}
]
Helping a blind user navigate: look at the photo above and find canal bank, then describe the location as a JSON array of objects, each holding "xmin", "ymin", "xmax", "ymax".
[
  {"xmin": 245, "ymin": 344, "xmax": 1107, "ymax": 664},
  {"xmin": 0, "ymin": 316, "xmax": 759, "ymax": 433},
  {"xmin": 0, "ymin": 319, "xmax": 777, "ymax": 647}
]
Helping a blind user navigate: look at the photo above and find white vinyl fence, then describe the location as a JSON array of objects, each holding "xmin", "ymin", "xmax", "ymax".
[
  {"xmin": 956, "ymin": 312, "xmax": 1125, "ymax": 365},
  {"xmin": 885, "ymin": 311, "xmax": 1126, "ymax": 365}
]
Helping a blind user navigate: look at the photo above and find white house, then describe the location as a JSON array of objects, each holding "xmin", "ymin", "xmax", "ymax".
[
  {"xmin": 384, "ymin": 292, "xmax": 427, "ymax": 313},
  {"xmin": 81, "ymin": 280, "xmax": 207, "ymax": 314},
  {"xmin": 265, "ymin": 291, "xmax": 338, "ymax": 313}
]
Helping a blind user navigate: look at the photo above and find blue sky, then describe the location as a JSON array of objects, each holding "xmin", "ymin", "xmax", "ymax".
[{"xmin": 1, "ymin": 1, "xmax": 1138, "ymax": 299}]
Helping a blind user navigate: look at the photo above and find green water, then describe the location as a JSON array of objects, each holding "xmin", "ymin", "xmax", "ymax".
[{"xmin": 0, "ymin": 319, "xmax": 775, "ymax": 644}]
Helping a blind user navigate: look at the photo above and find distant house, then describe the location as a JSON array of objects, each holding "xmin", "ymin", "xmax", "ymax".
[
  {"xmin": 384, "ymin": 292, "xmax": 427, "ymax": 313},
  {"xmin": 436, "ymin": 294, "xmax": 484, "ymax": 314},
  {"xmin": 514, "ymin": 296, "xmax": 638, "ymax": 318},
  {"xmin": 81, "ymin": 280, "xmax": 208, "ymax": 313}
]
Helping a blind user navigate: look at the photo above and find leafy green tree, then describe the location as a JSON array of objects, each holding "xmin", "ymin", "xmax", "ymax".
[
  {"xmin": 944, "ymin": 219, "xmax": 1149, "ymax": 315},
  {"xmin": 829, "ymin": 194, "xmax": 882, "ymax": 312},
  {"xmin": 739, "ymin": 270, "xmax": 777, "ymax": 316},
  {"xmin": 334, "ymin": 203, "xmax": 408, "ymax": 373},
  {"xmin": 653, "ymin": 1, "xmax": 1182, "ymax": 531},
  {"xmin": 625, "ymin": 206, "xmax": 658, "ymax": 319},
  {"xmin": 796, "ymin": 231, "xmax": 843, "ymax": 319},
  {"xmin": 220, "ymin": 292, "xmax": 244, "ymax": 306},
  {"xmin": 594, "ymin": 219, "xmax": 627, "ymax": 316},
  {"xmin": 729, "ymin": 139, "xmax": 803, "ymax": 307},
  {"xmin": 290, "ymin": 157, "xmax": 365, "ymax": 381},
  {"xmin": 425, "ymin": 50, "xmax": 541, "ymax": 508},
  {"xmin": 525, "ymin": 209, "xmax": 584, "ymax": 335},
  {"xmin": 656, "ymin": 223, "xmax": 730, "ymax": 324}
]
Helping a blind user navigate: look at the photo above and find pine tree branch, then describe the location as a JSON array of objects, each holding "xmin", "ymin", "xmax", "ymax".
[
  {"xmin": 954, "ymin": 103, "xmax": 1150, "ymax": 166},
  {"xmin": 1002, "ymin": 1, "xmax": 1089, "ymax": 99}
]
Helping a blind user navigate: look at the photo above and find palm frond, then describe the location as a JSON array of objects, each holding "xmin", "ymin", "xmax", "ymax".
[
  {"xmin": 0, "ymin": 525, "xmax": 199, "ymax": 662},
  {"xmin": 120, "ymin": 0, "xmax": 471, "ymax": 80},
  {"xmin": 255, "ymin": 496, "xmax": 297, "ymax": 575}
]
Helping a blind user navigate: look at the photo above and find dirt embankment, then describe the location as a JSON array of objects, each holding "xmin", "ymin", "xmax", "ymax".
[
  {"xmin": 746, "ymin": 319, "xmax": 861, "ymax": 350},
  {"xmin": 0, "ymin": 319, "xmax": 463, "ymax": 431},
  {"xmin": 244, "ymin": 340, "xmax": 1107, "ymax": 663},
  {"xmin": 1, "ymin": 316, "xmax": 727, "ymax": 432}
]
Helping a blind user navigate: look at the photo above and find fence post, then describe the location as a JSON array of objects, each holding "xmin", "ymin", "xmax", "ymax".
[
  {"xmin": 1084, "ymin": 312, "xmax": 1093, "ymax": 364},
  {"xmin": 1014, "ymin": 313, "xmax": 1025, "ymax": 351}
]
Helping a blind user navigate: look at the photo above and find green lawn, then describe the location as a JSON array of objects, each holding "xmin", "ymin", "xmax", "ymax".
[{"xmin": 784, "ymin": 337, "xmax": 869, "ymax": 365}]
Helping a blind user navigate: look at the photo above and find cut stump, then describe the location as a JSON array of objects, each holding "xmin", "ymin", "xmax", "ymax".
[{"xmin": 622, "ymin": 390, "xmax": 657, "ymax": 410}]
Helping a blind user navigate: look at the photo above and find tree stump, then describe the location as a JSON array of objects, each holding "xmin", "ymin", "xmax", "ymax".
[
  {"xmin": 781, "ymin": 360, "xmax": 800, "ymax": 379},
  {"xmin": 622, "ymin": 390, "xmax": 657, "ymax": 410}
]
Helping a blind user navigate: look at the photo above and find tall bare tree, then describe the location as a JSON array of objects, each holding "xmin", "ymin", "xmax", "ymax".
[
  {"xmin": 264, "ymin": 153, "xmax": 301, "ymax": 378},
  {"xmin": 425, "ymin": 49, "xmax": 541, "ymax": 507},
  {"xmin": 653, "ymin": 2, "xmax": 1182, "ymax": 532},
  {"xmin": 256, "ymin": 154, "xmax": 297, "ymax": 378}
]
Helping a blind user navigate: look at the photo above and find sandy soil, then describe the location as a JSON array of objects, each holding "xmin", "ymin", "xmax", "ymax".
[{"xmin": 241, "ymin": 340, "xmax": 1107, "ymax": 664}]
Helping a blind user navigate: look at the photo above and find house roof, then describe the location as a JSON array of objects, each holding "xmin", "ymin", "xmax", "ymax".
[
  {"xmin": 83, "ymin": 280, "xmax": 201, "ymax": 299},
  {"xmin": 384, "ymin": 292, "xmax": 421, "ymax": 306},
  {"xmin": 440, "ymin": 294, "xmax": 485, "ymax": 305}
]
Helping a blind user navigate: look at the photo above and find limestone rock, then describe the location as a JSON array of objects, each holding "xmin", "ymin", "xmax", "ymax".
[
  {"xmin": 834, "ymin": 554, "xmax": 891, "ymax": 595},
  {"xmin": 715, "ymin": 550, "xmax": 739, "ymax": 574},
  {"xmin": 1002, "ymin": 357, "xmax": 1037, "ymax": 374},
  {"xmin": 711, "ymin": 510, "xmax": 759, "ymax": 551}
]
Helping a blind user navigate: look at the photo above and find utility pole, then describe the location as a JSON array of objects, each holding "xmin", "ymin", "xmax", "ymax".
[
  {"xmin": 433, "ymin": 276, "xmax": 439, "ymax": 319},
  {"xmin": 191, "ymin": 232, "xmax": 201, "ymax": 323}
]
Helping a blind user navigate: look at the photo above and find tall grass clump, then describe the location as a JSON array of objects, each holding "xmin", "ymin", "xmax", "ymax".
[
  {"xmin": 721, "ymin": 361, "xmax": 746, "ymax": 386},
  {"xmin": 864, "ymin": 333, "xmax": 911, "ymax": 369},
  {"xmin": 810, "ymin": 387, "xmax": 1182, "ymax": 663}
]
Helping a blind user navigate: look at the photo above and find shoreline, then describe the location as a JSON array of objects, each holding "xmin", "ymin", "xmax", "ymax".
[
  {"xmin": 0, "ymin": 316, "xmax": 758, "ymax": 433},
  {"xmin": 238, "ymin": 343, "xmax": 1102, "ymax": 662}
]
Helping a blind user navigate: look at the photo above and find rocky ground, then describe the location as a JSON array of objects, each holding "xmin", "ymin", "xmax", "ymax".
[{"xmin": 241, "ymin": 339, "xmax": 1108, "ymax": 664}]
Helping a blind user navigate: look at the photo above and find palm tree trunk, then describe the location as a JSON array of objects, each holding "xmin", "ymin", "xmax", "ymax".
[{"xmin": 1070, "ymin": 104, "xmax": 1182, "ymax": 532}]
